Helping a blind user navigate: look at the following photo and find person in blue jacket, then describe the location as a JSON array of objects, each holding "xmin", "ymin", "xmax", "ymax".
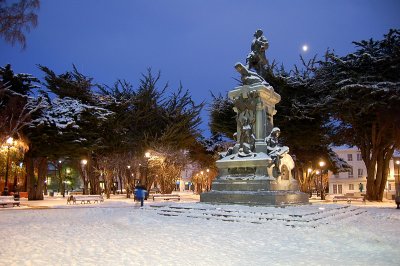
[{"xmin": 135, "ymin": 185, "xmax": 147, "ymax": 207}]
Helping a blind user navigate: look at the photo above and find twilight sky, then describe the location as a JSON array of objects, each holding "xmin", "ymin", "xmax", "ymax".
[{"xmin": 1, "ymin": 0, "xmax": 400, "ymax": 134}]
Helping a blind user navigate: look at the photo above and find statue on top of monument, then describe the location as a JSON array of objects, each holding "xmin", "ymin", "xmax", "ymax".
[
  {"xmin": 235, "ymin": 62, "xmax": 268, "ymax": 86},
  {"xmin": 246, "ymin": 29, "xmax": 269, "ymax": 76},
  {"xmin": 265, "ymin": 127, "xmax": 289, "ymax": 174}
]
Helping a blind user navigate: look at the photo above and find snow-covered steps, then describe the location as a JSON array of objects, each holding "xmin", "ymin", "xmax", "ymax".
[{"xmin": 147, "ymin": 203, "xmax": 367, "ymax": 228}]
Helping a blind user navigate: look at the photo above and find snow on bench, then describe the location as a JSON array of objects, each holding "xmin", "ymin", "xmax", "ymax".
[
  {"xmin": 67, "ymin": 195, "xmax": 104, "ymax": 204},
  {"xmin": 152, "ymin": 194, "xmax": 180, "ymax": 201},
  {"xmin": 0, "ymin": 196, "xmax": 20, "ymax": 207},
  {"xmin": 333, "ymin": 195, "xmax": 365, "ymax": 204}
]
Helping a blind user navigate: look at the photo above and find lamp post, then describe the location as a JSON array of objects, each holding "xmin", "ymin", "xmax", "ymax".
[
  {"xmin": 144, "ymin": 152, "xmax": 151, "ymax": 189},
  {"xmin": 81, "ymin": 159, "xmax": 88, "ymax": 194},
  {"xmin": 395, "ymin": 160, "xmax": 400, "ymax": 209},
  {"xmin": 206, "ymin": 168, "xmax": 210, "ymax": 191},
  {"xmin": 319, "ymin": 161, "xmax": 326, "ymax": 200},
  {"xmin": 3, "ymin": 137, "xmax": 13, "ymax": 195},
  {"xmin": 64, "ymin": 168, "xmax": 71, "ymax": 197},
  {"xmin": 315, "ymin": 170, "xmax": 320, "ymax": 197},
  {"xmin": 127, "ymin": 165, "xmax": 131, "ymax": 198}
]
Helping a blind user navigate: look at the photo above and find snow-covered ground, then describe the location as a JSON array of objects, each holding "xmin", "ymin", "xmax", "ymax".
[{"xmin": 1, "ymin": 195, "xmax": 399, "ymax": 265}]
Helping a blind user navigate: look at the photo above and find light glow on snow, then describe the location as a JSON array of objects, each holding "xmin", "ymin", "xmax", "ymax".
[{"xmin": 0, "ymin": 197, "xmax": 399, "ymax": 265}]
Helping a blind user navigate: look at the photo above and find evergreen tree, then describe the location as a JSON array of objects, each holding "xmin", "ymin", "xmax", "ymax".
[{"xmin": 313, "ymin": 29, "xmax": 400, "ymax": 201}]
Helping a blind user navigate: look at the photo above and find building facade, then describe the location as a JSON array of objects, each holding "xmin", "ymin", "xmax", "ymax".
[{"xmin": 328, "ymin": 146, "xmax": 398, "ymax": 200}]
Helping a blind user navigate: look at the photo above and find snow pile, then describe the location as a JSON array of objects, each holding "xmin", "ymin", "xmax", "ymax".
[{"xmin": 0, "ymin": 201, "xmax": 399, "ymax": 265}]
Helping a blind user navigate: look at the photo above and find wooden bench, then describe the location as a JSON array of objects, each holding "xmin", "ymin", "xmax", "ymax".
[
  {"xmin": 67, "ymin": 195, "xmax": 104, "ymax": 204},
  {"xmin": 69, "ymin": 191, "xmax": 83, "ymax": 195},
  {"xmin": 152, "ymin": 194, "xmax": 180, "ymax": 201},
  {"xmin": 149, "ymin": 188, "xmax": 161, "ymax": 195},
  {"xmin": 333, "ymin": 195, "xmax": 365, "ymax": 204},
  {"xmin": 0, "ymin": 196, "xmax": 20, "ymax": 207}
]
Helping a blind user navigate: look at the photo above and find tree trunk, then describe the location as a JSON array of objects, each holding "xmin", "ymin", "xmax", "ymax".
[
  {"xmin": 26, "ymin": 152, "xmax": 46, "ymax": 200},
  {"xmin": 362, "ymin": 122, "xmax": 395, "ymax": 201}
]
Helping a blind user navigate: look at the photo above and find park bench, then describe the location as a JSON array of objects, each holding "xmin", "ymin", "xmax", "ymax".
[
  {"xmin": 69, "ymin": 191, "xmax": 83, "ymax": 195},
  {"xmin": 333, "ymin": 195, "xmax": 365, "ymax": 204},
  {"xmin": 0, "ymin": 196, "xmax": 20, "ymax": 207},
  {"xmin": 152, "ymin": 194, "xmax": 180, "ymax": 201},
  {"xmin": 149, "ymin": 187, "xmax": 161, "ymax": 195},
  {"xmin": 67, "ymin": 195, "xmax": 104, "ymax": 204}
]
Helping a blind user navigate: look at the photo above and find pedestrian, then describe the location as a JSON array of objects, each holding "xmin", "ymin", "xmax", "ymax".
[
  {"xmin": 135, "ymin": 185, "xmax": 147, "ymax": 207},
  {"xmin": 359, "ymin": 183, "xmax": 364, "ymax": 193}
]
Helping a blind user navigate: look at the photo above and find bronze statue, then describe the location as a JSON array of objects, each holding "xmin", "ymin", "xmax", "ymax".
[{"xmin": 246, "ymin": 29, "xmax": 269, "ymax": 76}]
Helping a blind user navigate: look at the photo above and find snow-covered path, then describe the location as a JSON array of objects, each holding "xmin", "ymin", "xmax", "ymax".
[{"xmin": 1, "ymin": 202, "xmax": 399, "ymax": 265}]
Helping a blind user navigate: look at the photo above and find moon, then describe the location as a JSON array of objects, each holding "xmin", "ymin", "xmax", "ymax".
[{"xmin": 302, "ymin": 45, "xmax": 309, "ymax": 52}]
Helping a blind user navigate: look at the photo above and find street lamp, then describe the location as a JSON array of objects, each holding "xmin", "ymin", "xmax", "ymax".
[
  {"xmin": 127, "ymin": 165, "xmax": 131, "ymax": 197},
  {"xmin": 81, "ymin": 159, "xmax": 88, "ymax": 194},
  {"xmin": 319, "ymin": 161, "xmax": 326, "ymax": 200},
  {"xmin": 64, "ymin": 168, "xmax": 71, "ymax": 197},
  {"xmin": 144, "ymin": 152, "xmax": 151, "ymax": 189},
  {"xmin": 3, "ymin": 137, "xmax": 13, "ymax": 195},
  {"xmin": 206, "ymin": 169, "xmax": 210, "ymax": 191},
  {"xmin": 395, "ymin": 160, "xmax": 400, "ymax": 209}
]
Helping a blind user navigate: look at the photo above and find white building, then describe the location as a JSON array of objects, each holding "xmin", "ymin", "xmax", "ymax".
[{"xmin": 328, "ymin": 146, "xmax": 398, "ymax": 199}]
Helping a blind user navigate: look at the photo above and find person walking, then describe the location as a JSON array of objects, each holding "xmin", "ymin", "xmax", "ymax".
[{"xmin": 135, "ymin": 185, "xmax": 147, "ymax": 207}]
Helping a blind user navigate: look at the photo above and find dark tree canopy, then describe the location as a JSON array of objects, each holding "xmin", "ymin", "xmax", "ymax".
[{"xmin": 313, "ymin": 29, "xmax": 400, "ymax": 200}]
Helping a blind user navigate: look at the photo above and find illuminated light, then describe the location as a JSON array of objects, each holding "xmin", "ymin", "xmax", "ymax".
[
  {"xmin": 81, "ymin": 159, "xmax": 87, "ymax": 165},
  {"xmin": 302, "ymin": 45, "xmax": 308, "ymax": 52},
  {"xmin": 6, "ymin": 137, "xmax": 13, "ymax": 145}
]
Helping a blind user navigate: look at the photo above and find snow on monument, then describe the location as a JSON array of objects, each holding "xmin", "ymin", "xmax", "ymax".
[{"xmin": 201, "ymin": 29, "xmax": 309, "ymax": 205}]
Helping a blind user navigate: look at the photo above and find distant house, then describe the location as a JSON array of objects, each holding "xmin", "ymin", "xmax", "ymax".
[{"xmin": 328, "ymin": 146, "xmax": 399, "ymax": 200}]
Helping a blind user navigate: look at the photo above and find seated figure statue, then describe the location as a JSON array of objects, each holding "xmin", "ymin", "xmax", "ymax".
[
  {"xmin": 265, "ymin": 127, "xmax": 289, "ymax": 174},
  {"xmin": 238, "ymin": 116, "xmax": 256, "ymax": 157},
  {"xmin": 235, "ymin": 62, "xmax": 268, "ymax": 86}
]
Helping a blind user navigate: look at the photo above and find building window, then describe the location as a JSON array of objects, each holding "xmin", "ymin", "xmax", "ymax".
[
  {"xmin": 333, "ymin": 184, "xmax": 337, "ymax": 194},
  {"xmin": 347, "ymin": 154, "xmax": 353, "ymax": 161},
  {"xmin": 348, "ymin": 167, "xmax": 353, "ymax": 178},
  {"xmin": 349, "ymin": 184, "xmax": 354, "ymax": 190},
  {"xmin": 358, "ymin": 169, "xmax": 363, "ymax": 178},
  {"xmin": 357, "ymin": 153, "xmax": 362, "ymax": 161},
  {"xmin": 338, "ymin": 184, "xmax": 343, "ymax": 194},
  {"xmin": 388, "ymin": 183, "xmax": 392, "ymax": 191}
]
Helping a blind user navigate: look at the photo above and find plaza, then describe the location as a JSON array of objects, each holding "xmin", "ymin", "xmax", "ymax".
[
  {"xmin": 1, "ymin": 1, "xmax": 400, "ymax": 265},
  {"xmin": 1, "ymin": 195, "xmax": 399, "ymax": 265}
]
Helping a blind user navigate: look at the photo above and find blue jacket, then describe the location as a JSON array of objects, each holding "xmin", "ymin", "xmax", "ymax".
[{"xmin": 135, "ymin": 188, "xmax": 146, "ymax": 199}]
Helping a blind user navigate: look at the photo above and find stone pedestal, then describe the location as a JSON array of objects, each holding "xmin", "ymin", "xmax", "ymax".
[{"xmin": 229, "ymin": 84, "xmax": 280, "ymax": 149}]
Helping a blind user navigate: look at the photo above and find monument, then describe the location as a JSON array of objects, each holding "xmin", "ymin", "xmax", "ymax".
[{"xmin": 200, "ymin": 29, "xmax": 309, "ymax": 205}]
